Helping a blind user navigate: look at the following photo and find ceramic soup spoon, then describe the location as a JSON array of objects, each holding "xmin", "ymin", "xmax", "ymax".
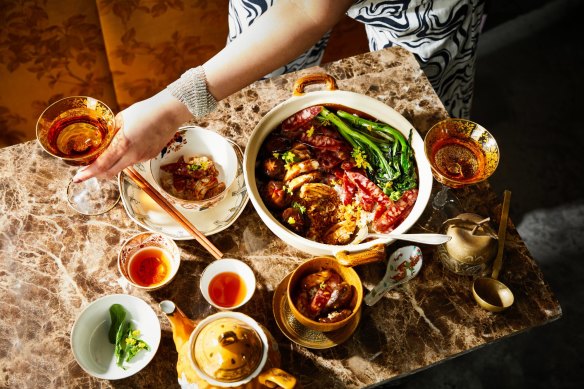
[{"xmin": 364, "ymin": 245, "xmax": 423, "ymax": 306}]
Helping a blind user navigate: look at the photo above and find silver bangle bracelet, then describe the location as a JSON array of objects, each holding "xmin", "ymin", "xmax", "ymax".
[{"xmin": 166, "ymin": 66, "xmax": 218, "ymax": 117}]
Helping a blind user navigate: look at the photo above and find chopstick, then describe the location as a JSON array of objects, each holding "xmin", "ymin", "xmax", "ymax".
[{"xmin": 123, "ymin": 166, "xmax": 223, "ymax": 260}]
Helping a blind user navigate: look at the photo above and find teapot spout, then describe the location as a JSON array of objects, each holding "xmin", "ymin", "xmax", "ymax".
[{"xmin": 160, "ymin": 300, "xmax": 196, "ymax": 352}]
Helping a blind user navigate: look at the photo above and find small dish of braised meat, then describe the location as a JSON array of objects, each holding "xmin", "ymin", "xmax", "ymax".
[
  {"xmin": 149, "ymin": 126, "xmax": 239, "ymax": 211},
  {"xmin": 293, "ymin": 268, "xmax": 354, "ymax": 324},
  {"xmin": 160, "ymin": 155, "xmax": 226, "ymax": 201}
]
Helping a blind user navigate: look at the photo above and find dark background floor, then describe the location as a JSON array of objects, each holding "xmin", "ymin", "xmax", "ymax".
[{"xmin": 378, "ymin": 0, "xmax": 584, "ymax": 388}]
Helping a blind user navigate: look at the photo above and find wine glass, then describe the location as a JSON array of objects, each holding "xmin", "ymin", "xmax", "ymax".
[
  {"xmin": 421, "ymin": 118, "xmax": 500, "ymax": 231},
  {"xmin": 36, "ymin": 96, "xmax": 120, "ymax": 215}
]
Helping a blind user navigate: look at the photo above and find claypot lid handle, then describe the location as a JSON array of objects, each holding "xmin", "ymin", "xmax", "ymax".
[
  {"xmin": 334, "ymin": 244, "xmax": 385, "ymax": 267},
  {"xmin": 293, "ymin": 74, "xmax": 338, "ymax": 96}
]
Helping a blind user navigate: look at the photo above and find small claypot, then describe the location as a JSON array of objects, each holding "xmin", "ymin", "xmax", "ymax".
[{"xmin": 287, "ymin": 256, "xmax": 363, "ymax": 332}]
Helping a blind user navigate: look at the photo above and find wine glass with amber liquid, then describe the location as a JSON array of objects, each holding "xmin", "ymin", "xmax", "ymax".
[
  {"xmin": 421, "ymin": 118, "xmax": 500, "ymax": 231},
  {"xmin": 36, "ymin": 96, "xmax": 119, "ymax": 215}
]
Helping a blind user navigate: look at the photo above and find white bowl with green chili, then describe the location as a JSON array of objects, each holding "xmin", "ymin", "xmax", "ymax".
[{"xmin": 70, "ymin": 294, "xmax": 161, "ymax": 380}]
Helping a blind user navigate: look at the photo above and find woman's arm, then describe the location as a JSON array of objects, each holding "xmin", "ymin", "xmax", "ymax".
[
  {"xmin": 74, "ymin": 0, "xmax": 353, "ymax": 182},
  {"xmin": 205, "ymin": 0, "xmax": 354, "ymax": 100}
]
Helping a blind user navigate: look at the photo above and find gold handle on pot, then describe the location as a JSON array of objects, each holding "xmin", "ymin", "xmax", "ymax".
[
  {"xmin": 334, "ymin": 244, "xmax": 386, "ymax": 267},
  {"xmin": 258, "ymin": 367, "xmax": 297, "ymax": 389},
  {"xmin": 293, "ymin": 73, "xmax": 338, "ymax": 96}
]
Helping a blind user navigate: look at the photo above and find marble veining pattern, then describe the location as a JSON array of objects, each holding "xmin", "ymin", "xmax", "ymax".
[{"xmin": 0, "ymin": 47, "xmax": 560, "ymax": 388}]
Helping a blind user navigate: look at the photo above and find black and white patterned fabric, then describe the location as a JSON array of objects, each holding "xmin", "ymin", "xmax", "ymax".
[
  {"xmin": 227, "ymin": 0, "xmax": 332, "ymax": 77},
  {"xmin": 227, "ymin": 0, "xmax": 485, "ymax": 118}
]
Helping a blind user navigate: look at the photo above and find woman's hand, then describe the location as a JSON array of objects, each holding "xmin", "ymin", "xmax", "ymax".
[
  {"xmin": 73, "ymin": 90, "xmax": 191, "ymax": 183},
  {"xmin": 73, "ymin": 0, "xmax": 353, "ymax": 184}
]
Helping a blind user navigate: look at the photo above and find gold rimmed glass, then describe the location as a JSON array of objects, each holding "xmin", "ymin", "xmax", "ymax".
[
  {"xmin": 36, "ymin": 96, "xmax": 120, "ymax": 215},
  {"xmin": 421, "ymin": 118, "xmax": 500, "ymax": 231}
]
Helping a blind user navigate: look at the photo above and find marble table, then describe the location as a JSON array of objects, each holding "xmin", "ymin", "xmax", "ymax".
[{"xmin": 0, "ymin": 47, "xmax": 561, "ymax": 388}]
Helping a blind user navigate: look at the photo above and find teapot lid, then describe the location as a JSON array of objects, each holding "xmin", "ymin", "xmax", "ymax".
[{"xmin": 192, "ymin": 316, "xmax": 264, "ymax": 383}]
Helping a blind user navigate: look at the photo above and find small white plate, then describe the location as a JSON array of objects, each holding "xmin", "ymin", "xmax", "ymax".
[
  {"xmin": 118, "ymin": 137, "xmax": 248, "ymax": 240},
  {"xmin": 70, "ymin": 294, "xmax": 161, "ymax": 380}
]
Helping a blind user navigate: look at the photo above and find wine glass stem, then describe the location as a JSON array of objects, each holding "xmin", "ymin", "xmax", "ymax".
[
  {"xmin": 433, "ymin": 184, "xmax": 462, "ymax": 218},
  {"xmin": 433, "ymin": 184, "xmax": 450, "ymax": 210},
  {"xmin": 67, "ymin": 176, "xmax": 119, "ymax": 215}
]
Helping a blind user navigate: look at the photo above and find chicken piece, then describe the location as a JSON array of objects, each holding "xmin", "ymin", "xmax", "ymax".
[
  {"xmin": 298, "ymin": 183, "xmax": 337, "ymax": 203},
  {"xmin": 190, "ymin": 176, "xmax": 218, "ymax": 200},
  {"xmin": 284, "ymin": 159, "xmax": 320, "ymax": 182},
  {"xmin": 322, "ymin": 220, "xmax": 357, "ymax": 245},
  {"xmin": 290, "ymin": 143, "xmax": 312, "ymax": 161},
  {"xmin": 286, "ymin": 172, "xmax": 320, "ymax": 192},
  {"xmin": 298, "ymin": 183, "xmax": 342, "ymax": 242}
]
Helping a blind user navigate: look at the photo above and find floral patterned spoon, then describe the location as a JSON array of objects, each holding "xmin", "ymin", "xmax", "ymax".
[{"xmin": 364, "ymin": 245, "xmax": 423, "ymax": 306}]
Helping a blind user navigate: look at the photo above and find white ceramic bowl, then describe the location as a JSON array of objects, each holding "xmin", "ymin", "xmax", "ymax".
[
  {"xmin": 199, "ymin": 258, "xmax": 256, "ymax": 310},
  {"xmin": 243, "ymin": 75, "xmax": 433, "ymax": 256},
  {"xmin": 118, "ymin": 232, "xmax": 181, "ymax": 290},
  {"xmin": 150, "ymin": 126, "xmax": 238, "ymax": 211},
  {"xmin": 70, "ymin": 294, "xmax": 161, "ymax": 380}
]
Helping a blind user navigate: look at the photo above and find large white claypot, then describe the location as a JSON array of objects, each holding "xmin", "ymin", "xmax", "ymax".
[{"xmin": 243, "ymin": 74, "xmax": 433, "ymax": 258}]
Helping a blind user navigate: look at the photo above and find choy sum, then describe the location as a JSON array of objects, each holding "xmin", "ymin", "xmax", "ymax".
[
  {"xmin": 318, "ymin": 107, "xmax": 417, "ymax": 201},
  {"xmin": 109, "ymin": 304, "xmax": 150, "ymax": 368},
  {"xmin": 108, "ymin": 304, "xmax": 126, "ymax": 344}
]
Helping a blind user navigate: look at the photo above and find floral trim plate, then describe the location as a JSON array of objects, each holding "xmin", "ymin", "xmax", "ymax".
[{"xmin": 117, "ymin": 139, "xmax": 248, "ymax": 240}]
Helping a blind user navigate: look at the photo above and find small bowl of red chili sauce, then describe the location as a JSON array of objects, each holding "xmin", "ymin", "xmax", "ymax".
[
  {"xmin": 118, "ymin": 232, "xmax": 181, "ymax": 291},
  {"xmin": 199, "ymin": 258, "xmax": 256, "ymax": 310}
]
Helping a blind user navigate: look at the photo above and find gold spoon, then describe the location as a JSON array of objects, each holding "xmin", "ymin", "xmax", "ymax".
[{"xmin": 472, "ymin": 190, "xmax": 515, "ymax": 312}]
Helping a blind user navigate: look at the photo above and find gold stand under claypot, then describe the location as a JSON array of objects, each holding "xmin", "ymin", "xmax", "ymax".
[{"xmin": 160, "ymin": 301, "xmax": 297, "ymax": 389}]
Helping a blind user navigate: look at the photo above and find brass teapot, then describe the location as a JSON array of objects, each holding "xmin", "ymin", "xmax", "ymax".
[{"xmin": 160, "ymin": 301, "xmax": 297, "ymax": 388}]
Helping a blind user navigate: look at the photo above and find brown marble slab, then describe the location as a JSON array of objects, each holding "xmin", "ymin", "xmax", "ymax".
[{"xmin": 0, "ymin": 47, "xmax": 560, "ymax": 388}]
